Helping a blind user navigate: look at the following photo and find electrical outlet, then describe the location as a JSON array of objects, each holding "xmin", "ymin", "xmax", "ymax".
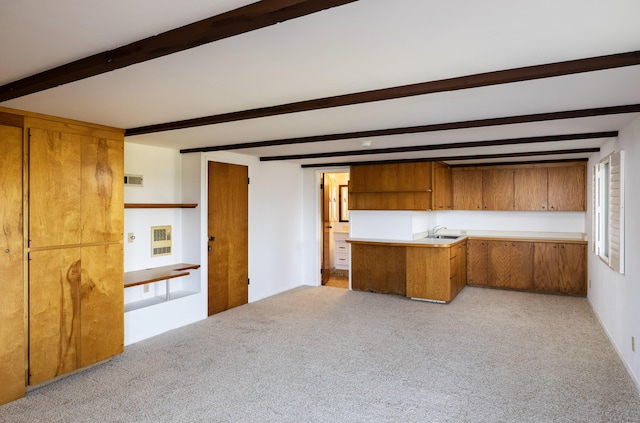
[
  {"xmin": 632, "ymin": 336, "xmax": 635, "ymax": 353},
  {"xmin": 589, "ymin": 279, "xmax": 592, "ymax": 288},
  {"xmin": 128, "ymin": 232, "xmax": 136, "ymax": 243},
  {"xmin": 143, "ymin": 284, "xmax": 150, "ymax": 293}
]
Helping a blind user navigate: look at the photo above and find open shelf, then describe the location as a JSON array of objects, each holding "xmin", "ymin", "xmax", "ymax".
[
  {"xmin": 124, "ymin": 263, "xmax": 201, "ymax": 312},
  {"xmin": 124, "ymin": 203, "xmax": 198, "ymax": 209}
]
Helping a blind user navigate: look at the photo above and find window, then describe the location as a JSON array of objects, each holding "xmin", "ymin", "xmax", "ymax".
[{"xmin": 594, "ymin": 151, "xmax": 625, "ymax": 274}]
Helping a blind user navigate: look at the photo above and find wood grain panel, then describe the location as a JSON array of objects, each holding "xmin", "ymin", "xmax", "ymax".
[
  {"xmin": 0, "ymin": 125, "xmax": 25, "ymax": 404},
  {"xmin": 487, "ymin": 241, "xmax": 533, "ymax": 290},
  {"xmin": 29, "ymin": 248, "xmax": 82, "ymax": 385},
  {"xmin": 351, "ymin": 244, "xmax": 406, "ymax": 295},
  {"xmin": 548, "ymin": 165, "xmax": 586, "ymax": 211},
  {"xmin": 534, "ymin": 243, "xmax": 586, "ymax": 295},
  {"xmin": 406, "ymin": 247, "xmax": 450, "ymax": 301},
  {"xmin": 482, "ymin": 169, "xmax": 514, "ymax": 210},
  {"xmin": 433, "ymin": 162, "xmax": 453, "ymax": 209},
  {"xmin": 467, "ymin": 240, "xmax": 489, "ymax": 286},
  {"xmin": 514, "ymin": 167, "xmax": 548, "ymax": 210},
  {"xmin": 29, "ymin": 128, "xmax": 82, "ymax": 248},
  {"xmin": 79, "ymin": 244, "xmax": 124, "ymax": 367},
  {"xmin": 207, "ymin": 162, "xmax": 248, "ymax": 315},
  {"xmin": 81, "ymin": 136, "xmax": 124, "ymax": 243},
  {"xmin": 452, "ymin": 169, "xmax": 482, "ymax": 210}
]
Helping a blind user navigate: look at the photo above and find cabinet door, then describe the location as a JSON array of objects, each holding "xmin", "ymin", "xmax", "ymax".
[
  {"xmin": 483, "ymin": 169, "xmax": 514, "ymax": 210},
  {"xmin": 452, "ymin": 169, "xmax": 483, "ymax": 210},
  {"xmin": 433, "ymin": 162, "xmax": 453, "ymax": 210},
  {"xmin": 406, "ymin": 247, "xmax": 450, "ymax": 301},
  {"xmin": 81, "ymin": 137, "xmax": 124, "ymax": 243},
  {"xmin": 467, "ymin": 240, "xmax": 489, "ymax": 286},
  {"xmin": 487, "ymin": 241, "xmax": 533, "ymax": 290},
  {"xmin": 352, "ymin": 244, "xmax": 406, "ymax": 295},
  {"xmin": 533, "ymin": 243, "xmax": 586, "ymax": 295},
  {"xmin": 457, "ymin": 241, "xmax": 468, "ymax": 293},
  {"xmin": 548, "ymin": 166, "xmax": 586, "ymax": 211},
  {"xmin": 79, "ymin": 244, "xmax": 124, "ymax": 367},
  {"xmin": 0, "ymin": 124, "xmax": 26, "ymax": 404},
  {"xmin": 29, "ymin": 128, "xmax": 82, "ymax": 248},
  {"xmin": 514, "ymin": 167, "xmax": 548, "ymax": 210},
  {"xmin": 29, "ymin": 248, "xmax": 83, "ymax": 385}
]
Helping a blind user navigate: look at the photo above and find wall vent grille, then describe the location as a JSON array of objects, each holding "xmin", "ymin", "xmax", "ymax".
[
  {"xmin": 151, "ymin": 225, "xmax": 172, "ymax": 257},
  {"xmin": 124, "ymin": 174, "xmax": 144, "ymax": 187}
]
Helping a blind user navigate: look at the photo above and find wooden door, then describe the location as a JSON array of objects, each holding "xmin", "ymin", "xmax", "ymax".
[
  {"xmin": 483, "ymin": 169, "xmax": 514, "ymax": 210},
  {"xmin": 0, "ymin": 124, "xmax": 26, "ymax": 403},
  {"xmin": 29, "ymin": 248, "xmax": 82, "ymax": 385},
  {"xmin": 533, "ymin": 243, "xmax": 586, "ymax": 295},
  {"xmin": 321, "ymin": 173, "xmax": 331, "ymax": 285},
  {"xmin": 467, "ymin": 240, "xmax": 489, "ymax": 286},
  {"xmin": 79, "ymin": 244, "xmax": 124, "ymax": 367},
  {"xmin": 487, "ymin": 241, "xmax": 533, "ymax": 290},
  {"xmin": 29, "ymin": 128, "xmax": 82, "ymax": 248},
  {"xmin": 452, "ymin": 169, "xmax": 482, "ymax": 210},
  {"xmin": 433, "ymin": 162, "xmax": 453, "ymax": 209},
  {"xmin": 81, "ymin": 136, "xmax": 124, "ymax": 243},
  {"xmin": 514, "ymin": 167, "xmax": 548, "ymax": 210},
  {"xmin": 548, "ymin": 165, "xmax": 586, "ymax": 211},
  {"xmin": 207, "ymin": 161, "xmax": 249, "ymax": 316}
]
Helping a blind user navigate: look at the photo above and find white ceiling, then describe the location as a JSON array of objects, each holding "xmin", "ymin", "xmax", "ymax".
[{"xmin": 2, "ymin": 0, "xmax": 640, "ymax": 167}]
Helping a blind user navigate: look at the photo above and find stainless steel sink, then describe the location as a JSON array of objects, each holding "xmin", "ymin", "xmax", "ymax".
[{"xmin": 429, "ymin": 235, "xmax": 460, "ymax": 240}]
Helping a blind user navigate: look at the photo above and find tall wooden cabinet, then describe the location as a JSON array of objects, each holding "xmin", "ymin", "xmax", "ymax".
[
  {"xmin": 0, "ymin": 122, "xmax": 26, "ymax": 405},
  {"xmin": 0, "ymin": 107, "xmax": 124, "ymax": 404}
]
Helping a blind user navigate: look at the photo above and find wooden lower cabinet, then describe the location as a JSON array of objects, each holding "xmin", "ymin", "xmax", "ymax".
[
  {"xmin": 28, "ymin": 244, "xmax": 123, "ymax": 385},
  {"xmin": 533, "ymin": 243, "xmax": 586, "ymax": 295},
  {"xmin": 467, "ymin": 238, "xmax": 587, "ymax": 296},
  {"xmin": 351, "ymin": 244, "xmax": 406, "ymax": 295}
]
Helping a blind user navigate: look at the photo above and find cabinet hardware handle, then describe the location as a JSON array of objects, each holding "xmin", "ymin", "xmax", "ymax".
[
  {"xmin": 208, "ymin": 236, "xmax": 216, "ymax": 241},
  {"xmin": 4, "ymin": 249, "xmax": 9, "ymax": 253}
]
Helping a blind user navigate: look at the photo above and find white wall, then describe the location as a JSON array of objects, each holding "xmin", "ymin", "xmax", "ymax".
[
  {"xmin": 587, "ymin": 116, "xmax": 640, "ymax": 390},
  {"xmin": 123, "ymin": 145, "xmax": 306, "ymax": 345}
]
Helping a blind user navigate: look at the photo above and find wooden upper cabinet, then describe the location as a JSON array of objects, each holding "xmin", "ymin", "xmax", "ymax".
[
  {"xmin": 348, "ymin": 162, "xmax": 434, "ymax": 210},
  {"xmin": 482, "ymin": 169, "xmax": 514, "ymax": 210},
  {"xmin": 514, "ymin": 167, "xmax": 548, "ymax": 211},
  {"xmin": 433, "ymin": 162, "xmax": 453, "ymax": 210},
  {"xmin": 452, "ymin": 169, "xmax": 483, "ymax": 210},
  {"xmin": 548, "ymin": 165, "xmax": 586, "ymax": 211},
  {"xmin": 81, "ymin": 137, "xmax": 124, "ymax": 243},
  {"xmin": 29, "ymin": 128, "xmax": 83, "ymax": 248}
]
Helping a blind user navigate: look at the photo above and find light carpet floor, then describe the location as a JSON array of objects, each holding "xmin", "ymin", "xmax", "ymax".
[{"xmin": 1, "ymin": 286, "xmax": 639, "ymax": 422}]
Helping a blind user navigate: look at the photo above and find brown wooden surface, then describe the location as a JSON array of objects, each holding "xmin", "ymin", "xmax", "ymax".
[
  {"xmin": 79, "ymin": 244, "xmax": 124, "ymax": 368},
  {"xmin": 208, "ymin": 161, "xmax": 248, "ymax": 316},
  {"xmin": 349, "ymin": 191, "xmax": 432, "ymax": 210},
  {"xmin": 124, "ymin": 203, "xmax": 198, "ymax": 208},
  {"xmin": 482, "ymin": 169, "xmax": 514, "ymax": 210},
  {"xmin": 124, "ymin": 263, "xmax": 201, "ymax": 287},
  {"xmin": 322, "ymin": 173, "xmax": 331, "ymax": 285},
  {"xmin": 467, "ymin": 240, "xmax": 489, "ymax": 286},
  {"xmin": 433, "ymin": 162, "xmax": 453, "ymax": 209},
  {"xmin": 452, "ymin": 169, "xmax": 483, "ymax": 210},
  {"xmin": 29, "ymin": 248, "xmax": 82, "ymax": 385},
  {"xmin": 351, "ymin": 244, "xmax": 406, "ymax": 295},
  {"xmin": 29, "ymin": 128, "xmax": 82, "ymax": 248},
  {"xmin": 514, "ymin": 167, "xmax": 548, "ymax": 210},
  {"xmin": 548, "ymin": 165, "xmax": 586, "ymax": 211},
  {"xmin": 406, "ymin": 247, "xmax": 451, "ymax": 301},
  {"xmin": 0, "ymin": 125, "xmax": 26, "ymax": 404},
  {"xmin": 533, "ymin": 243, "xmax": 586, "ymax": 295},
  {"xmin": 487, "ymin": 241, "xmax": 534, "ymax": 290},
  {"xmin": 82, "ymin": 136, "xmax": 124, "ymax": 243},
  {"xmin": 457, "ymin": 241, "xmax": 468, "ymax": 295}
]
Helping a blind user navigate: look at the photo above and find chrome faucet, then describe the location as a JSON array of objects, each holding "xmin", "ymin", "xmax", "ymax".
[{"xmin": 429, "ymin": 225, "xmax": 446, "ymax": 238}]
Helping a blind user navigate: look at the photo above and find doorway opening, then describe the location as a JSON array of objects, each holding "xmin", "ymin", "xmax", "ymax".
[{"xmin": 321, "ymin": 171, "xmax": 350, "ymax": 289}]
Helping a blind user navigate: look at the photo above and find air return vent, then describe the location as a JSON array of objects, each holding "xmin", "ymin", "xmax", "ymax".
[
  {"xmin": 124, "ymin": 174, "xmax": 143, "ymax": 187},
  {"xmin": 151, "ymin": 225, "xmax": 172, "ymax": 257}
]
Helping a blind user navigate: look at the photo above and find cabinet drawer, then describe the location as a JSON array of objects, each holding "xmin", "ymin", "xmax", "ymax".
[
  {"xmin": 335, "ymin": 242, "xmax": 348, "ymax": 253},
  {"xmin": 450, "ymin": 255, "xmax": 458, "ymax": 277}
]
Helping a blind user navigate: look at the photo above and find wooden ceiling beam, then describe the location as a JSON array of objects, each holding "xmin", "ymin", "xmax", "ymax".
[
  {"xmin": 259, "ymin": 131, "xmax": 616, "ymax": 161},
  {"xmin": 0, "ymin": 0, "xmax": 357, "ymax": 102},
  {"xmin": 180, "ymin": 104, "xmax": 639, "ymax": 153},
  {"xmin": 131, "ymin": 50, "xmax": 640, "ymax": 136},
  {"xmin": 300, "ymin": 148, "xmax": 600, "ymax": 168}
]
